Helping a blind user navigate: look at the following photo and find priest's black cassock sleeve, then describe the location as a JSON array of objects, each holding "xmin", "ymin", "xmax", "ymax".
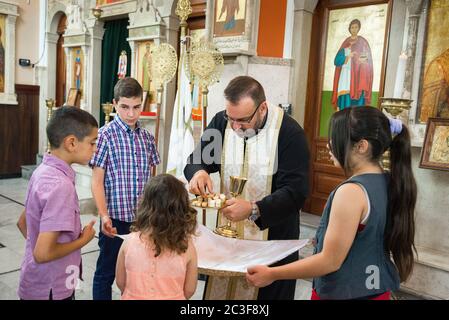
[{"xmin": 184, "ymin": 110, "xmax": 310, "ymax": 300}]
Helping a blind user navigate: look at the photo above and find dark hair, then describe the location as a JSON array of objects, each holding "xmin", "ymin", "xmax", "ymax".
[
  {"xmin": 46, "ymin": 106, "xmax": 98, "ymax": 149},
  {"xmin": 131, "ymin": 174, "xmax": 197, "ymax": 257},
  {"xmin": 329, "ymin": 106, "xmax": 417, "ymax": 282},
  {"xmin": 113, "ymin": 77, "xmax": 143, "ymax": 102},
  {"xmin": 224, "ymin": 76, "xmax": 266, "ymax": 107},
  {"xmin": 348, "ymin": 19, "xmax": 361, "ymax": 32}
]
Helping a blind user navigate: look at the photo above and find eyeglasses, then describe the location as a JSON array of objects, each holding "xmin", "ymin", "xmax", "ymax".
[{"xmin": 223, "ymin": 103, "xmax": 262, "ymax": 124}]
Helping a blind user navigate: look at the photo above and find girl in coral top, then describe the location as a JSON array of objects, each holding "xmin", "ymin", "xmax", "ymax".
[{"xmin": 116, "ymin": 174, "xmax": 198, "ymax": 300}]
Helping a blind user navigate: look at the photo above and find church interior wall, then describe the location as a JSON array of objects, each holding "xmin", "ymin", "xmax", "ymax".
[{"xmin": 7, "ymin": 0, "xmax": 40, "ymax": 86}]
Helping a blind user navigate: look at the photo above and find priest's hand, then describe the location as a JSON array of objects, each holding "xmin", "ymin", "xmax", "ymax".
[
  {"xmin": 189, "ymin": 170, "xmax": 213, "ymax": 195},
  {"xmin": 221, "ymin": 198, "xmax": 252, "ymax": 222},
  {"xmin": 246, "ymin": 265, "xmax": 274, "ymax": 288}
]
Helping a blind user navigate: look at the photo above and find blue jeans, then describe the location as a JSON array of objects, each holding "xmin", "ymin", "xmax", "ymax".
[{"xmin": 92, "ymin": 218, "xmax": 131, "ymax": 300}]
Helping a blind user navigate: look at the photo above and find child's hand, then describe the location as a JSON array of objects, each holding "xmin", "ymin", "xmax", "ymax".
[
  {"xmin": 101, "ymin": 216, "xmax": 117, "ymax": 238},
  {"xmin": 80, "ymin": 219, "xmax": 96, "ymax": 244},
  {"xmin": 246, "ymin": 265, "xmax": 274, "ymax": 288}
]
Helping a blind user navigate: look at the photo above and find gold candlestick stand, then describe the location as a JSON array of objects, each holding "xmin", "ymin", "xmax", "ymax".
[
  {"xmin": 150, "ymin": 43, "xmax": 178, "ymax": 177},
  {"xmin": 379, "ymin": 98, "xmax": 413, "ymax": 170},
  {"xmin": 45, "ymin": 99, "xmax": 55, "ymax": 153},
  {"xmin": 91, "ymin": 7, "xmax": 103, "ymax": 20},
  {"xmin": 102, "ymin": 102, "xmax": 114, "ymax": 125}
]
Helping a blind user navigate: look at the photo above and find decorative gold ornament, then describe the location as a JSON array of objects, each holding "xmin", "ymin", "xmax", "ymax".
[
  {"xmin": 215, "ymin": 176, "xmax": 248, "ymax": 238},
  {"xmin": 185, "ymin": 39, "xmax": 224, "ymax": 132},
  {"xmin": 379, "ymin": 97, "xmax": 413, "ymax": 170},
  {"xmin": 185, "ymin": 39, "xmax": 224, "ymax": 89},
  {"xmin": 45, "ymin": 99, "xmax": 55, "ymax": 153},
  {"xmin": 175, "ymin": 0, "xmax": 192, "ymax": 25},
  {"xmin": 102, "ymin": 102, "xmax": 114, "ymax": 125},
  {"xmin": 150, "ymin": 43, "xmax": 178, "ymax": 93},
  {"xmin": 380, "ymin": 97, "xmax": 413, "ymax": 118},
  {"xmin": 150, "ymin": 43, "xmax": 178, "ymax": 159}
]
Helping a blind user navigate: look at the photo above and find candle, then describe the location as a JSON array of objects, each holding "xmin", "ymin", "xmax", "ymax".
[{"xmin": 393, "ymin": 52, "xmax": 408, "ymax": 98}]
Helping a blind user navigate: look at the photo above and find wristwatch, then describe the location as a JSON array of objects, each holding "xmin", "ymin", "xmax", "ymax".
[{"xmin": 248, "ymin": 200, "xmax": 260, "ymax": 222}]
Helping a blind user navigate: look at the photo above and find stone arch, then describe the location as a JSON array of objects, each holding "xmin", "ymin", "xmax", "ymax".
[
  {"xmin": 37, "ymin": 3, "xmax": 68, "ymax": 154},
  {"xmin": 47, "ymin": 2, "xmax": 67, "ymax": 34}
]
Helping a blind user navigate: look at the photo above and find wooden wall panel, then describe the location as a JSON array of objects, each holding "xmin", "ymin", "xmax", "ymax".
[{"xmin": 0, "ymin": 84, "xmax": 40, "ymax": 177}]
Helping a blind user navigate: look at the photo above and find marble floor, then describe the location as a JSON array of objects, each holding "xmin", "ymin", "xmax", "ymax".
[{"xmin": 0, "ymin": 178, "xmax": 313, "ymax": 300}]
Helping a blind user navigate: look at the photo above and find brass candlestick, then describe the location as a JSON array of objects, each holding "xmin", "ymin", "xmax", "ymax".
[
  {"xmin": 92, "ymin": 7, "xmax": 103, "ymax": 19},
  {"xmin": 215, "ymin": 176, "xmax": 247, "ymax": 238},
  {"xmin": 45, "ymin": 99, "xmax": 55, "ymax": 153},
  {"xmin": 102, "ymin": 102, "xmax": 114, "ymax": 125},
  {"xmin": 379, "ymin": 98, "xmax": 413, "ymax": 170},
  {"xmin": 380, "ymin": 97, "xmax": 412, "ymax": 117}
]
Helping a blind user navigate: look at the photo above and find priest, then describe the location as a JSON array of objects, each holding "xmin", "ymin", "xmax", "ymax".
[{"xmin": 184, "ymin": 76, "xmax": 310, "ymax": 300}]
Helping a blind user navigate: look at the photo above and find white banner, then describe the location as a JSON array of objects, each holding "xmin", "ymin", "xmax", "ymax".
[{"xmin": 166, "ymin": 39, "xmax": 194, "ymax": 179}]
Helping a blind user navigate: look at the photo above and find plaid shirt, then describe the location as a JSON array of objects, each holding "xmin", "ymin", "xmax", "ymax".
[{"xmin": 89, "ymin": 116, "xmax": 160, "ymax": 222}]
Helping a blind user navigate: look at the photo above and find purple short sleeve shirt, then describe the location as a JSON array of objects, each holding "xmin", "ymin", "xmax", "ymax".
[{"xmin": 18, "ymin": 154, "xmax": 82, "ymax": 300}]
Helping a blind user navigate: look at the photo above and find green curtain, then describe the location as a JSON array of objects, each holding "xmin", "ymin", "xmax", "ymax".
[{"xmin": 99, "ymin": 19, "xmax": 131, "ymax": 126}]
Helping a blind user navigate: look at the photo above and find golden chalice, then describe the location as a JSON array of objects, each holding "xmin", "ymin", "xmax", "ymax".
[
  {"xmin": 45, "ymin": 99, "xmax": 55, "ymax": 153},
  {"xmin": 214, "ymin": 176, "xmax": 247, "ymax": 238},
  {"xmin": 102, "ymin": 102, "xmax": 114, "ymax": 124}
]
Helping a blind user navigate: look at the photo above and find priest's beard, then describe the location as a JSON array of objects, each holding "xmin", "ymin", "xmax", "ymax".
[{"xmin": 234, "ymin": 114, "xmax": 266, "ymax": 139}]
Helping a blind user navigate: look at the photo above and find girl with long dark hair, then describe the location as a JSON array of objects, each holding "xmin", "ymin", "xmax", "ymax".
[{"xmin": 246, "ymin": 106, "xmax": 417, "ymax": 299}]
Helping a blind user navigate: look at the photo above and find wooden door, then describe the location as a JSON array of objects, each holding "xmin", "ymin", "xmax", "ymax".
[
  {"xmin": 187, "ymin": 0, "xmax": 206, "ymax": 30},
  {"xmin": 56, "ymin": 14, "xmax": 67, "ymax": 107},
  {"xmin": 303, "ymin": 0, "xmax": 392, "ymax": 215},
  {"xmin": 0, "ymin": 85, "xmax": 40, "ymax": 177}
]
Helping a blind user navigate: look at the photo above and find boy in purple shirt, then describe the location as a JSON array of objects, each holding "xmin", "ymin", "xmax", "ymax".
[
  {"xmin": 16, "ymin": 106, "xmax": 98, "ymax": 300},
  {"xmin": 90, "ymin": 77, "xmax": 160, "ymax": 300}
]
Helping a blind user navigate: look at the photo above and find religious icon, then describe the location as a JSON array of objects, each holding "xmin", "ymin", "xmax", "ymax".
[
  {"xmin": 117, "ymin": 50, "xmax": 127, "ymax": 80},
  {"xmin": 142, "ymin": 43, "xmax": 152, "ymax": 91},
  {"xmin": 420, "ymin": 118, "xmax": 449, "ymax": 171},
  {"xmin": 317, "ymin": 3, "xmax": 390, "ymax": 137},
  {"xmin": 214, "ymin": 0, "xmax": 246, "ymax": 37},
  {"xmin": 419, "ymin": 49, "xmax": 449, "ymax": 122},
  {"xmin": 332, "ymin": 19, "xmax": 373, "ymax": 111},
  {"xmin": 75, "ymin": 56, "xmax": 81, "ymax": 90},
  {"xmin": 136, "ymin": 41, "xmax": 156, "ymax": 110},
  {"xmin": 72, "ymin": 47, "xmax": 83, "ymax": 97},
  {"xmin": 418, "ymin": 1, "xmax": 449, "ymax": 123},
  {"xmin": 219, "ymin": 0, "xmax": 240, "ymax": 31}
]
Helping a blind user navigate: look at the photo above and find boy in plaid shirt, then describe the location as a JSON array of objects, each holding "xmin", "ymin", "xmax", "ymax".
[{"xmin": 90, "ymin": 77, "xmax": 160, "ymax": 300}]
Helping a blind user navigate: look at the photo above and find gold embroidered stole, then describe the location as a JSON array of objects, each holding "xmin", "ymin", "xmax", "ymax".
[{"xmin": 204, "ymin": 103, "xmax": 283, "ymax": 300}]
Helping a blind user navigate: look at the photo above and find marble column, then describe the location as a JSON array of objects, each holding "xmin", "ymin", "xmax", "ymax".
[
  {"xmin": 86, "ymin": 18, "xmax": 105, "ymax": 119},
  {"xmin": 3, "ymin": 14, "xmax": 18, "ymax": 105},
  {"xmin": 403, "ymin": 0, "xmax": 425, "ymax": 99},
  {"xmin": 39, "ymin": 32, "xmax": 59, "ymax": 154},
  {"xmin": 289, "ymin": 0, "xmax": 318, "ymax": 126}
]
